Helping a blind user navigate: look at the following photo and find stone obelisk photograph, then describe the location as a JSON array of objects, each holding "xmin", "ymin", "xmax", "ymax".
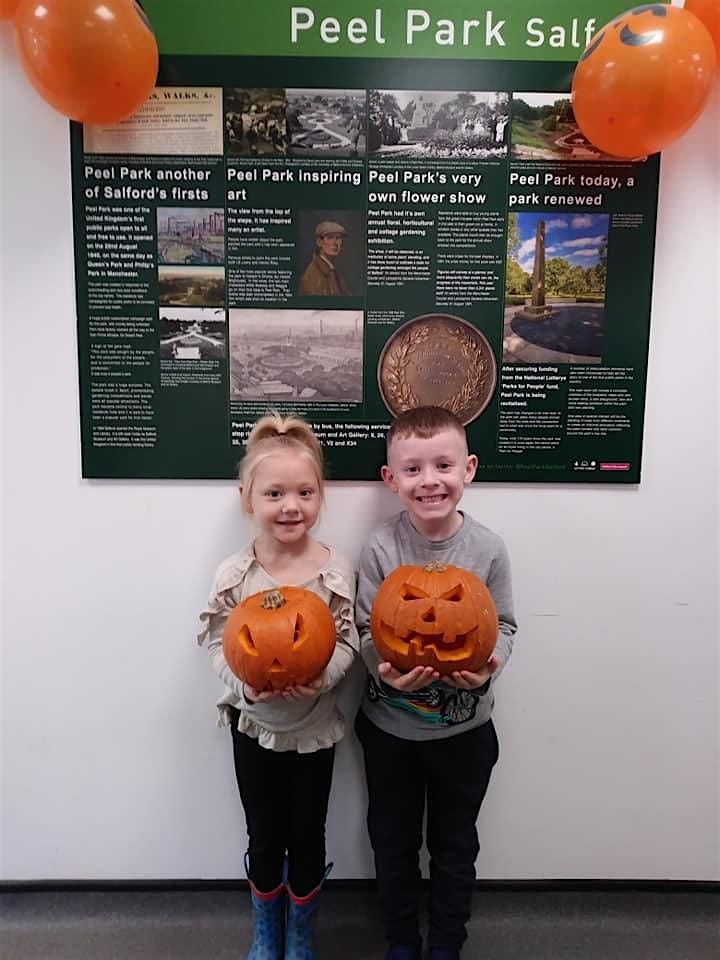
[
  {"xmin": 503, "ymin": 211, "xmax": 609, "ymax": 364},
  {"xmin": 514, "ymin": 220, "xmax": 557, "ymax": 322}
]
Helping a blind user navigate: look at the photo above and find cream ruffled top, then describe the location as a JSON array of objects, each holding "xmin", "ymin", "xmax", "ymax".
[{"xmin": 197, "ymin": 544, "xmax": 359, "ymax": 753}]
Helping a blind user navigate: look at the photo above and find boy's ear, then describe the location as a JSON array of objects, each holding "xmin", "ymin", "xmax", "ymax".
[
  {"xmin": 381, "ymin": 464, "xmax": 399, "ymax": 493},
  {"xmin": 464, "ymin": 454, "xmax": 478, "ymax": 483}
]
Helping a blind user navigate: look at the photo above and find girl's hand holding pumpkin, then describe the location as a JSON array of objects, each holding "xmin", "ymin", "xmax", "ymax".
[
  {"xmin": 280, "ymin": 677, "xmax": 323, "ymax": 701},
  {"xmin": 379, "ymin": 661, "xmax": 439, "ymax": 692},
  {"xmin": 444, "ymin": 654, "xmax": 500, "ymax": 690},
  {"xmin": 243, "ymin": 683, "xmax": 284, "ymax": 704}
]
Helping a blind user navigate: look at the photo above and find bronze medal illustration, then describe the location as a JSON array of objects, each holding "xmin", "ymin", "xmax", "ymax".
[{"xmin": 378, "ymin": 313, "xmax": 497, "ymax": 425}]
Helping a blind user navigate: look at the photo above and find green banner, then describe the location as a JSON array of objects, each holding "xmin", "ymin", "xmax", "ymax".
[
  {"xmin": 141, "ymin": 0, "xmax": 665, "ymax": 60},
  {"xmin": 71, "ymin": 0, "xmax": 660, "ymax": 482}
]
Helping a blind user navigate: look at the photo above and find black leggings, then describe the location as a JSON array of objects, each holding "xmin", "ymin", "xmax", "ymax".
[{"xmin": 229, "ymin": 707, "xmax": 335, "ymax": 896}]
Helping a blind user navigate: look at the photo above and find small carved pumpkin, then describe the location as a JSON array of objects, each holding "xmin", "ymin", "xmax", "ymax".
[
  {"xmin": 223, "ymin": 587, "xmax": 336, "ymax": 692},
  {"xmin": 370, "ymin": 562, "xmax": 497, "ymax": 675}
]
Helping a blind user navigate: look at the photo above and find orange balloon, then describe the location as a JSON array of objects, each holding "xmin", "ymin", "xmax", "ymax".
[
  {"xmin": 685, "ymin": 0, "xmax": 720, "ymax": 60},
  {"xmin": 14, "ymin": 0, "xmax": 158, "ymax": 124},
  {"xmin": 572, "ymin": 4, "xmax": 716, "ymax": 158},
  {"xmin": 0, "ymin": 0, "xmax": 20, "ymax": 20}
]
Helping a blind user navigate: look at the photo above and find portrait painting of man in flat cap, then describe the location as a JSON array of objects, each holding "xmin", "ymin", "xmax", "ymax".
[{"xmin": 297, "ymin": 210, "xmax": 364, "ymax": 297}]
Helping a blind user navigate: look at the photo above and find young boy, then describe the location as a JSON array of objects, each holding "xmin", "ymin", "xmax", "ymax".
[{"xmin": 355, "ymin": 406, "xmax": 517, "ymax": 960}]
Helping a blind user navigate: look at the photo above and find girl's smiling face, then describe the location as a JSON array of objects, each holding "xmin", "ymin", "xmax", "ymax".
[{"xmin": 247, "ymin": 452, "xmax": 322, "ymax": 545}]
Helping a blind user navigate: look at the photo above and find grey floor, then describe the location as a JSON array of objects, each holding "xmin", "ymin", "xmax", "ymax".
[{"xmin": 1, "ymin": 886, "xmax": 718, "ymax": 960}]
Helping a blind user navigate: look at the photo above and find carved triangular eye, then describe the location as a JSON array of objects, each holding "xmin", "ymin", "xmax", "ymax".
[
  {"xmin": 292, "ymin": 613, "xmax": 305, "ymax": 644},
  {"xmin": 401, "ymin": 584, "xmax": 429, "ymax": 601},
  {"xmin": 440, "ymin": 585, "xmax": 464, "ymax": 602},
  {"xmin": 238, "ymin": 625, "xmax": 256, "ymax": 650}
]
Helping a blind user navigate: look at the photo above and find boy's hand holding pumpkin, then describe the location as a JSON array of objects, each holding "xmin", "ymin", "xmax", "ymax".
[
  {"xmin": 378, "ymin": 661, "xmax": 439, "ymax": 692},
  {"xmin": 443, "ymin": 654, "xmax": 499, "ymax": 690}
]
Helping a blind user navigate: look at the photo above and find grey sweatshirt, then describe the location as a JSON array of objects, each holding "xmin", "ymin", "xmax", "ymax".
[{"xmin": 356, "ymin": 510, "xmax": 517, "ymax": 740}]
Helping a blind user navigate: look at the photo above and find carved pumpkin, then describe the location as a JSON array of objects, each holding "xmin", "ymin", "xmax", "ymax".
[
  {"xmin": 223, "ymin": 587, "xmax": 336, "ymax": 692},
  {"xmin": 370, "ymin": 562, "xmax": 497, "ymax": 675}
]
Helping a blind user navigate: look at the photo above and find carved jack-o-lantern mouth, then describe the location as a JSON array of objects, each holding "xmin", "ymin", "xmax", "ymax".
[
  {"xmin": 378, "ymin": 623, "xmax": 477, "ymax": 663},
  {"xmin": 370, "ymin": 562, "xmax": 498, "ymax": 676},
  {"xmin": 223, "ymin": 587, "xmax": 336, "ymax": 692}
]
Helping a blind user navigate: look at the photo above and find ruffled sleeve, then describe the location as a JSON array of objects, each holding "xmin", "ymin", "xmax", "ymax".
[
  {"xmin": 197, "ymin": 550, "xmax": 254, "ymax": 645},
  {"xmin": 197, "ymin": 550, "xmax": 255, "ymax": 706},
  {"xmin": 317, "ymin": 554, "xmax": 360, "ymax": 694}
]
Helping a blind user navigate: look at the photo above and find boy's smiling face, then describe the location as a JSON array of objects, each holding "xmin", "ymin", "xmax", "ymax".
[{"xmin": 382, "ymin": 427, "xmax": 477, "ymax": 539}]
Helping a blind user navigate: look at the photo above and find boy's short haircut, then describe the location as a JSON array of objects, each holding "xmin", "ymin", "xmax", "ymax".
[{"xmin": 386, "ymin": 405, "xmax": 467, "ymax": 452}]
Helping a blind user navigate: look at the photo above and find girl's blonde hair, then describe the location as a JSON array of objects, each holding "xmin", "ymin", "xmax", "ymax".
[{"xmin": 239, "ymin": 411, "xmax": 324, "ymax": 513}]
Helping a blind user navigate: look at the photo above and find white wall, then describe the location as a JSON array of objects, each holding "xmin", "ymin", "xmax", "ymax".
[{"xmin": 1, "ymin": 29, "xmax": 718, "ymax": 881}]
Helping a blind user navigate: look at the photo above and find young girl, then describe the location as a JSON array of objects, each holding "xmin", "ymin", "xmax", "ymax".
[{"xmin": 198, "ymin": 413, "xmax": 358, "ymax": 960}]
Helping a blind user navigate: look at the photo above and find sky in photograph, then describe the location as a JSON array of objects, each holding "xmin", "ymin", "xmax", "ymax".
[
  {"xmin": 230, "ymin": 309, "xmax": 363, "ymax": 334},
  {"xmin": 158, "ymin": 208, "xmax": 223, "ymax": 226},
  {"xmin": 287, "ymin": 89, "xmax": 364, "ymax": 98},
  {"xmin": 159, "ymin": 307, "xmax": 224, "ymax": 323},
  {"xmin": 375, "ymin": 90, "xmax": 499, "ymax": 111},
  {"xmin": 512, "ymin": 92, "xmax": 571, "ymax": 109},
  {"xmin": 158, "ymin": 266, "xmax": 225, "ymax": 279},
  {"xmin": 515, "ymin": 212, "xmax": 609, "ymax": 273}
]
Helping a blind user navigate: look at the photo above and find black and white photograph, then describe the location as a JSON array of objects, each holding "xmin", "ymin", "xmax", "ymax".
[
  {"xmin": 157, "ymin": 208, "xmax": 225, "ymax": 265},
  {"xmin": 369, "ymin": 89, "xmax": 509, "ymax": 159},
  {"xmin": 510, "ymin": 92, "xmax": 632, "ymax": 162},
  {"xmin": 158, "ymin": 307, "xmax": 226, "ymax": 360},
  {"xmin": 286, "ymin": 88, "xmax": 366, "ymax": 157},
  {"xmin": 158, "ymin": 265, "xmax": 225, "ymax": 307},
  {"xmin": 224, "ymin": 87, "xmax": 287, "ymax": 156},
  {"xmin": 229, "ymin": 308, "xmax": 363, "ymax": 402}
]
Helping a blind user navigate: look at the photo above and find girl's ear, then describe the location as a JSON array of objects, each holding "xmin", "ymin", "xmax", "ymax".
[{"xmin": 239, "ymin": 484, "xmax": 251, "ymax": 513}]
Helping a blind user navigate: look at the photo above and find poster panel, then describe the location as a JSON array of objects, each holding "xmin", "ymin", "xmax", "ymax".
[{"xmin": 71, "ymin": 0, "xmax": 662, "ymax": 481}]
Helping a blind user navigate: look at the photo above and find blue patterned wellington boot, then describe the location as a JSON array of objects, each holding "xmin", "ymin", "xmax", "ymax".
[
  {"xmin": 245, "ymin": 854, "xmax": 285, "ymax": 960},
  {"xmin": 247, "ymin": 880, "xmax": 285, "ymax": 960},
  {"xmin": 284, "ymin": 864, "xmax": 332, "ymax": 960}
]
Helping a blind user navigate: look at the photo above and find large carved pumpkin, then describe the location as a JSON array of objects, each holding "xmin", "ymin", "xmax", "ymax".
[
  {"xmin": 223, "ymin": 587, "xmax": 336, "ymax": 692},
  {"xmin": 370, "ymin": 562, "xmax": 497, "ymax": 675}
]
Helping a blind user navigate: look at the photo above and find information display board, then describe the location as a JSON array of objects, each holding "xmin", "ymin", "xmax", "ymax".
[{"xmin": 71, "ymin": 0, "xmax": 660, "ymax": 481}]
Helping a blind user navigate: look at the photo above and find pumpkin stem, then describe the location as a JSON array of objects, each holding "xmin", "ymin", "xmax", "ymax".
[
  {"xmin": 262, "ymin": 589, "xmax": 287, "ymax": 610},
  {"xmin": 423, "ymin": 561, "xmax": 448, "ymax": 573}
]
